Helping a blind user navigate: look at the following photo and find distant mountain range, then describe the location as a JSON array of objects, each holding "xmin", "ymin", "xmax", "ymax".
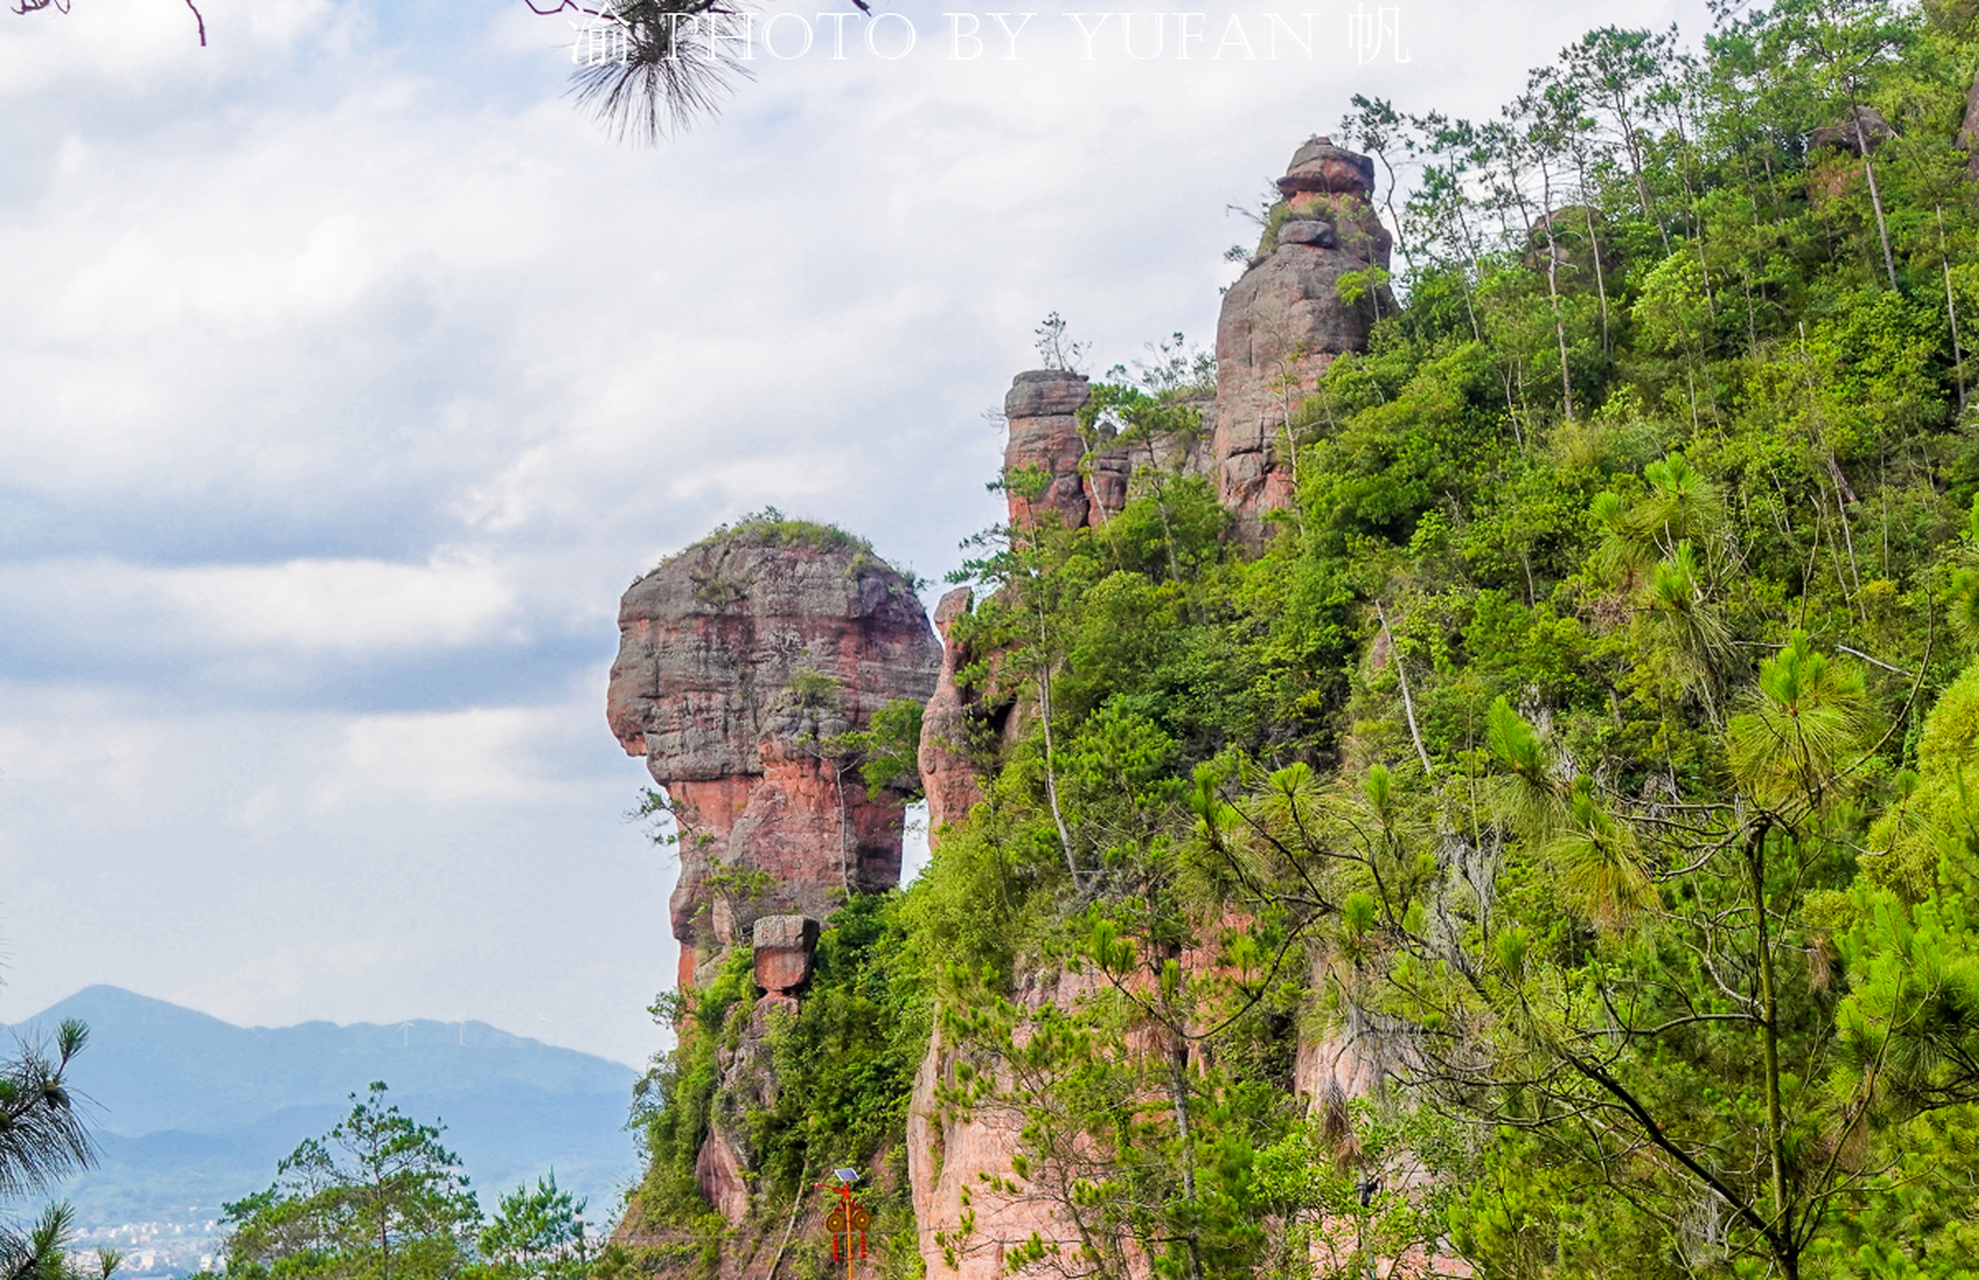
[{"xmin": 6, "ymin": 986, "xmax": 643, "ymax": 1246}]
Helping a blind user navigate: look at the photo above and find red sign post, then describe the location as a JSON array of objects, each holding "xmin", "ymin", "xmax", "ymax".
[{"xmin": 819, "ymin": 1176, "xmax": 870, "ymax": 1280}]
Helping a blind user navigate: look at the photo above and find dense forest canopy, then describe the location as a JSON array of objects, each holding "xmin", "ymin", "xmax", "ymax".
[{"xmin": 620, "ymin": 1, "xmax": 1979, "ymax": 1276}]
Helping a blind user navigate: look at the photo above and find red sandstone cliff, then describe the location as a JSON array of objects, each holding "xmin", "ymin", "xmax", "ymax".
[
  {"xmin": 995, "ymin": 138, "xmax": 1389, "ymax": 555},
  {"xmin": 906, "ymin": 135, "xmax": 1431, "ymax": 1278},
  {"xmin": 608, "ymin": 524, "xmax": 940, "ymax": 1242},
  {"xmin": 917, "ymin": 586, "xmax": 987, "ymax": 844},
  {"xmin": 608, "ymin": 526, "xmax": 940, "ymax": 986}
]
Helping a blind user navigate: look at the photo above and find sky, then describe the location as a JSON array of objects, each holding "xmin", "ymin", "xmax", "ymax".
[{"xmin": 0, "ymin": 0, "xmax": 1711, "ymax": 1070}]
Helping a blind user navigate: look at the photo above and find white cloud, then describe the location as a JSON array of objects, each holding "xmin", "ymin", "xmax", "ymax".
[
  {"xmin": 162, "ymin": 553, "xmax": 519, "ymax": 652},
  {"xmin": 0, "ymin": 552, "xmax": 518, "ymax": 661},
  {"xmin": 316, "ymin": 704, "xmax": 574, "ymax": 807},
  {"xmin": 0, "ymin": 0, "xmax": 348, "ymax": 96}
]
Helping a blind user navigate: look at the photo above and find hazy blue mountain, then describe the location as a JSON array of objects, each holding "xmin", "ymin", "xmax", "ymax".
[
  {"xmin": 9, "ymin": 985, "xmax": 636, "ymax": 1135},
  {"xmin": 6, "ymin": 986, "xmax": 644, "ymax": 1238}
]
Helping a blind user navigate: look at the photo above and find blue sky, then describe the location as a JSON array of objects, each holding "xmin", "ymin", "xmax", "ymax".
[{"xmin": 0, "ymin": 0, "xmax": 1707, "ymax": 1068}]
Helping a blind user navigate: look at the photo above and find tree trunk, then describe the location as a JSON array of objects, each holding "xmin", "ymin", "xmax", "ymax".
[
  {"xmin": 1576, "ymin": 157, "xmax": 1611, "ymax": 354},
  {"xmin": 1851, "ymin": 109, "xmax": 1899, "ymax": 292},
  {"xmin": 1166, "ymin": 1038, "xmax": 1204, "ymax": 1280},
  {"xmin": 1378, "ymin": 602, "xmax": 1434, "ymax": 778},
  {"xmin": 1537, "ymin": 160, "xmax": 1576, "ymax": 420},
  {"xmin": 1942, "ymin": 206, "xmax": 1968, "ymax": 408},
  {"xmin": 1747, "ymin": 824, "xmax": 1795, "ymax": 1276},
  {"xmin": 1036, "ymin": 600, "xmax": 1078, "ymax": 883}
]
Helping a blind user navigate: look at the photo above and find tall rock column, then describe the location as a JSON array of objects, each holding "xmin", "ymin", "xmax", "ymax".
[
  {"xmin": 607, "ymin": 525, "xmax": 941, "ymax": 989},
  {"xmin": 1214, "ymin": 135, "xmax": 1391, "ymax": 545}
]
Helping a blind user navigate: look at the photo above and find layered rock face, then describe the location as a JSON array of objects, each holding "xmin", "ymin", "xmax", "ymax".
[
  {"xmin": 1214, "ymin": 135, "xmax": 1392, "ymax": 545},
  {"xmin": 927, "ymin": 372, "xmax": 1213, "ymax": 848},
  {"xmin": 608, "ymin": 528, "xmax": 941, "ymax": 982},
  {"xmin": 962, "ymin": 139, "xmax": 1387, "ymax": 834},
  {"xmin": 908, "ymin": 975, "xmax": 1108, "ymax": 1280},
  {"xmin": 1001, "ymin": 138, "xmax": 1389, "ymax": 550}
]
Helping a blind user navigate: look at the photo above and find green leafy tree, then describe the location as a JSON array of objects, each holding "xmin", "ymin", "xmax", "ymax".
[
  {"xmin": 479, "ymin": 1174, "xmax": 588, "ymax": 1280},
  {"xmin": 1193, "ymin": 628, "xmax": 1895, "ymax": 1278},
  {"xmin": 222, "ymin": 1083, "xmax": 481, "ymax": 1280}
]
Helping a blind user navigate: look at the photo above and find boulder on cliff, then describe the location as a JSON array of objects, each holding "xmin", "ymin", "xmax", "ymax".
[
  {"xmin": 1809, "ymin": 104, "xmax": 1896, "ymax": 156},
  {"xmin": 751, "ymin": 914, "xmax": 820, "ymax": 993},
  {"xmin": 608, "ymin": 520, "xmax": 940, "ymax": 972}
]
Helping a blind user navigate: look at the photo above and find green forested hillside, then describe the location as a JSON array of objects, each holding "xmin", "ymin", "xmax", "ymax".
[{"xmin": 623, "ymin": 2, "xmax": 1979, "ymax": 1275}]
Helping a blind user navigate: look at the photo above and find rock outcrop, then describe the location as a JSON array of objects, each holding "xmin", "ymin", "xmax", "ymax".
[
  {"xmin": 910, "ymin": 928, "xmax": 1379, "ymax": 1280},
  {"xmin": 997, "ymin": 137, "xmax": 1389, "ymax": 549},
  {"xmin": 909, "ymin": 972, "xmax": 1116, "ymax": 1280},
  {"xmin": 1004, "ymin": 370, "xmax": 1095, "ymax": 532},
  {"xmin": 610, "ymin": 522, "xmax": 940, "ymax": 1237},
  {"xmin": 615, "ymin": 131, "xmax": 1427, "ymax": 1276},
  {"xmin": 752, "ymin": 914, "xmax": 820, "ymax": 993},
  {"xmin": 699, "ymin": 989, "xmax": 800, "ymax": 1227},
  {"xmin": 1810, "ymin": 104, "xmax": 1896, "ymax": 156},
  {"xmin": 917, "ymin": 136, "xmax": 1406, "ymax": 1270},
  {"xmin": 608, "ymin": 524, "xmax": 941, "ymax": 981},
  {"xmin": 998, "ymin": 371, "xmax": 1215, "ymax": 539},
  {"xmin": 1214, "ymin": 135, "xmax": 1392, "ymax": 545},
  {"xmin": 1964, "ymin": 73, "xmax": 1979, "ymax": 182},
  {"xmin": 1807, "ymin": 106, "xmax": 1900, "ymax": 204}
]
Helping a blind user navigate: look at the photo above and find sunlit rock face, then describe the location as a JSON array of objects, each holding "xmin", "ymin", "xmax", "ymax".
[
  {"xmin": 607, "ymin": 527, "xmax": 940, "ymax": 979},
  {"xmin": 1214, "ymin": 135, "xmax": 1392, "ymax": 546}
]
